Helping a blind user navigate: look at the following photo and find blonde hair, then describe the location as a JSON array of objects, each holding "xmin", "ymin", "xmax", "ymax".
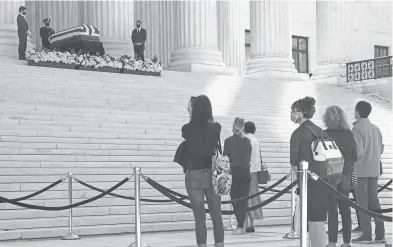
[
  {"xmin": 233, "ymin": 117, "xmax": 245, "ymax": 139},
  {"xmin": 323, "ymin": 106, "xmax": 350, "ymax": 130}
]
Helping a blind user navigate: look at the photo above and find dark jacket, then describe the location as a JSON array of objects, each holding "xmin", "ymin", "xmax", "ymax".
[
  {"xmin": 174, "ymin": 141, "xmax": 187, "ymax": 173},
  {"xmin": 17, "ymin": 14, "xmax": 28, "ymax": 37},
  {"xmin": 325, "ymin": 128, "xmax": 358, "ymax": 175},
  {"xmin": 290, "ymin": 120, "xmax": 323, "ymax": 174},
  {"xmin": 223, "ymin": 135, "xmax": 252, "ymax": 168},
  {"xmin": 131, "ymin": 28, "xmax": 147, "ymax": 45},
  {"xmin": 181, "ymin": 122, "xmax": 221, "ymax": 171},
  {"xmin": 40, "ymin": 26, "xmax": 55, "ymax": 49}
]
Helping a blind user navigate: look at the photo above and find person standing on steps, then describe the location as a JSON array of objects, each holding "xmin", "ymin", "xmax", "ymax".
[
  {"xmin": 323, "ymin": 106, "xmax": 358, "ymax": 247},
  {"xmin": 181, "ymin": 95, "xmax": 224, "ymax": 247},
  {"xmin": 17, "ymin": 6, "xmax": 30, "ymax": 60},
  {"xmin": 243, "ymin": 121, "xmax": 264, "ymax": 233},
  {"xmin": 289, "ymin": 96, "xmax": 327, "ymax": 247},
  {"xmin": 39, "ymin": 18, "xmax": 55, "ymax": 50},
  {"xmin": 131, "ymin": 20, "xmax": 146, "ymax": 61},
  {"xmin": 224, "ymin": 117, "xmax": 252, "ymax": 235},
  {"xmin": 351, "ymin": 101, "xmax": 385, "ymax": 244}
]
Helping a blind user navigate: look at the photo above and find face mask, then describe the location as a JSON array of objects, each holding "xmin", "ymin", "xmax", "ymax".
[
  {"xmin": 291, "ymin": 111, "xmax": 300, "ymax": 124},
  {"xmin": 45, "ymin": 23, "xmax": 50, "ymax": 27},
  {"xmin": 136, "ymin": 24, "xmax": 141, "ymax": 28}
]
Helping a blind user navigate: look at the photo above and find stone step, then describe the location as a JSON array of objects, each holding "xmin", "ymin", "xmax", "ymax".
[
  {"xmin": 0, "ymin": 60, "xmax": 391, "ymax": 240},
  {"xmin": 0, "ymin": 216, "xmax": 290, "ymax": 240}
]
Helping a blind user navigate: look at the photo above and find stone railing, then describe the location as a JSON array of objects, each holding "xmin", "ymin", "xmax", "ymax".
[{"xmin": 346, "ymin": 56, "xmax": 392, "ymax": 83}]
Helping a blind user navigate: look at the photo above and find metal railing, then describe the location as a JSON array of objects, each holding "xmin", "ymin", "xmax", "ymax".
[{"xmin": 346, "ymin": 56, "xmax": 392, "ymax": 82}]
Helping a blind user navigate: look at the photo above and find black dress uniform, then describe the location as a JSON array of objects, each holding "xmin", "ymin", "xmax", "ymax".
[{"xmin": 40, "ymin": 18, "xmax": 55, "ymax": 49}]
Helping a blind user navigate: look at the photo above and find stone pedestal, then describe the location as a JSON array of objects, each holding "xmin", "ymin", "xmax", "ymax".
[
  {"xmin": 313, "ymin": 0, "xmax": 351, "ymax": 83},
  {"xmin": 0, "ymin": 1, "xmax": 34, "ymax": 58},
  {"xmin": 168, "ymin": 0, "xmax": 235, "ymax": 75},
  {"xmin": 81, "ymin": 0, "xmax": 134, "ymax": 57},
  {"xmin": 217, "ymin": 0, "xmax": 246, "ymax": 75},
  {"xmin": 245, "ymin": 0, "xmax": 303, "ymax": 80}
]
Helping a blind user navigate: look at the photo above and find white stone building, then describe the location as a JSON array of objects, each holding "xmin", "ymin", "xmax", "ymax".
[{"xmin": 0, "ymin": 0, "xmax": 391, "ymax": 81}]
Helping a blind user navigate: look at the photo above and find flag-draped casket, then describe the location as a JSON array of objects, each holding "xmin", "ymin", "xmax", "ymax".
[{"xmin": 49, "ymin": 25, "xmax": 105, "ymax": 54}]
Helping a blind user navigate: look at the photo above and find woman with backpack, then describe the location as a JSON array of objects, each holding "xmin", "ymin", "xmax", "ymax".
[
  {"xmin": 323, "ymin": 106, "xmax": 358, "ymax": 247},
  {"xmin": 224, "ymin": 117, "xmax": 252, "ymax": 235},
  {"xmin": 289, "ymin": 96, "xmax": 327, "ymax": 247}
]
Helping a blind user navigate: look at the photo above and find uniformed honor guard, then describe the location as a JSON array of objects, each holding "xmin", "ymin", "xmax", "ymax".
[{"xmin": 40, "ymin": 18, "xmax": 55, "ymax": 49}]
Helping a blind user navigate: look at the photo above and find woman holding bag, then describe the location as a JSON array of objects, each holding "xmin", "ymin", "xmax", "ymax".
[
  {"xmin": 243, "ymin": 121, "xmax": 265, "ymax": 233},
  {"xmin": 182, "ymin": 95, "xmax": 224, "ymax": 247}
]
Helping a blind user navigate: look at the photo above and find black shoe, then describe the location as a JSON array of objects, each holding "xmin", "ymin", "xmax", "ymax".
[{"xmin": 245, "ymin": 227, "xmax": 255, "ymax": 233}]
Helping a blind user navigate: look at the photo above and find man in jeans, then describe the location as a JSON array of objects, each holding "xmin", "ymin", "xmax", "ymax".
[{"xmin": 352, "ymin": 101, "xmax": 385, "ymax": 244}]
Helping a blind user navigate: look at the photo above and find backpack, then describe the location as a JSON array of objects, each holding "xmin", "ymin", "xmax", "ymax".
[{"xmin": 304, "ymin": 125, "xmax": 345, "ymax": 179}]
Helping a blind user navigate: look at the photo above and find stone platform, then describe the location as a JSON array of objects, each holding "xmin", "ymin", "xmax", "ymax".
[{"xmin": 1, "ymin": 224, "xmax": 391, "ymax": 247}]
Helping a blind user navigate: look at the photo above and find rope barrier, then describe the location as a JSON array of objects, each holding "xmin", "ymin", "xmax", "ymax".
[
  {"xmin": 143, "ymin": 175, "xmax": 297, "ymax": 215},
  {"xmin": 0, "ymin": 179, "xmax": 64, "ymax": 203},
  {"xmin": 142, "ymin": 173, "xmax": 290, "ymax": 205},
  {"xmin": 74, "ymin": 176, "xmax": 188, "ymax": 203},
  {"xmin": 259, "ymin": 185, "xmax": 291, "ymax": 194},
  {"xmin": 310, "ymin": 172, "xmax": 392, "ymax": 222},
  {"xmin": 378, "ymin": 179, "xmax": 392, "ymax": 192},
  {"xmin": 0, "ymin": 178, "xmax": 130, "ymax": 211}
]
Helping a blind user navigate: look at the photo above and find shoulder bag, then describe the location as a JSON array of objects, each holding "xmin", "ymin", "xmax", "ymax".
[{"xmin": 256, "ymin": 138, "xmax": 270, "ymax": 184}]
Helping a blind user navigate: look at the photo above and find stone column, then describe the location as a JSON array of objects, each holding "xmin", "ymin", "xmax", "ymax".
[
  {"xmin": 168, "ymin": 0, "xmax": 235, "ymax": 75},
  {"xmin": 245, "ymin": 0, "xmax": 303, "ymax": 80},
  {"xmin": 217, "ymin": 0, "xmax": 246, "ymax": 75},
  {"xmin": 313, "ymin": 0, "xmax": 351, "ymax": 83},
  {"xmin": 81, "ymin": 0, "xmax": 134, "ymax": 57},
  {"xmin": 26, "ymin": 0, "xmax": 81, "ymax": 47},
  {"xmin": 0, "ymin": 0, "xmax": 34, "ymax": 58}
]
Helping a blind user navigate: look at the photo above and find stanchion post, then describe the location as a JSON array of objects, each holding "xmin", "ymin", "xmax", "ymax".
[
  {"xmin": 62, "ymin": 172, "xmax": 80, "ymax": 240},
  {"xmin": 299, "ymin": 161, "xmax": 308, "ymax": 247},
  {"xmin": 128, "ymin": 167, "xmax": 150, "ymax": 247},
  {"xmin": 283, "ymin": 169, "xmax": 300, "ymax": 239}
]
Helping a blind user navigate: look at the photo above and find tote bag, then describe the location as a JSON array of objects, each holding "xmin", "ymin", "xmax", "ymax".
[{"xmin": 212, "ymin": 139, "xmax": 232, "ymax": 195}]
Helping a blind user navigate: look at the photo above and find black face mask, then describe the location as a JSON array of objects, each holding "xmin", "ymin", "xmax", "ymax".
[
  {"xmin": 136, "ymin": 24, "xmax": 141, "ymax": 28},
  {"xmin": 45, "ymin": 23, "xmax": 50, "ymax": 27}
]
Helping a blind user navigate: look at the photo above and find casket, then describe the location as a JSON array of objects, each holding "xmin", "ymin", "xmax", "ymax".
[
  {"xmin": 49, "ymin": 25, "xmax": 105, "ymax": 54},
  {"xmin": 50, "ymin": 24, "xmax": 101, "ymax": 44}
]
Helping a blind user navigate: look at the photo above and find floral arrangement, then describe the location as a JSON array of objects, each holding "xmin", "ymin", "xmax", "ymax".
[{"xmin": 25, "ymin": 48, "xmax": 162, "ymax": 73}]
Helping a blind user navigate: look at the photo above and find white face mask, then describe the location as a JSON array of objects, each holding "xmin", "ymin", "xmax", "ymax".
[{"xmin": 290, "ymin": 111, "xmax": 301, "ymax": 124}]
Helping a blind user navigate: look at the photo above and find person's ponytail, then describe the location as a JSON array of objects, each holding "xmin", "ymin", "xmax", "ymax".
[{"xmin": 233, "ymin": 117, "xmax": 245, "ymax": 139}]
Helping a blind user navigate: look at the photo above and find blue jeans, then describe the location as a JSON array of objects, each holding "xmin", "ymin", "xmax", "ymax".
[
  {"xmin": 185, "ymin": 169, "xmax": 224, "ymax": 245},
  {"xmin": 327, "ymin": 172, "xmax": 352, "ymax": 243}
]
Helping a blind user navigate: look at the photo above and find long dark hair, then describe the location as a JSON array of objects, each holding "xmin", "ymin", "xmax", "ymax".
[{"xmin": 190, "ymin": 95, "xmax": 214, "ymax": 125}]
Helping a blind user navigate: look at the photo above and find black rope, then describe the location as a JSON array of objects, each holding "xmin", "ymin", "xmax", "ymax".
[
  {"xmin": 316, "ymin": 175, "xmax": 392, "ymax": 222},
  {"xmin": 259, "ymin": 185, "xmax": 291, "ymax": 194},
  {"xmin": 378, "ymin": 179, "xmax": 392, "ymax": 192},
  {"xmin": 144, "ymin": 176, "xmax": 297, "ymax": 215},
  {"xmin": 0, "ymin": 178, "xmax": 129, "ymax": 211},
  {"xmin": 0, "ymin": 179, "xmax": 63, "ymax": 203},
  {"xmin": 150, "ymin": 174, "xmax": 290, "ymax": 205},
  {"xmin": 74, "ymin": 177, "xmax": 188, "ymax": 203}
]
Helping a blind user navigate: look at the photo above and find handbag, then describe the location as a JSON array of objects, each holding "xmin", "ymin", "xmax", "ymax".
[
  {"xmin": 212, "ymin": 139, "xmax": 232, "ymax": 195},
  {"xmin": 256, "ymin": 138, "xmax": 270, "ymax": 184}
]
